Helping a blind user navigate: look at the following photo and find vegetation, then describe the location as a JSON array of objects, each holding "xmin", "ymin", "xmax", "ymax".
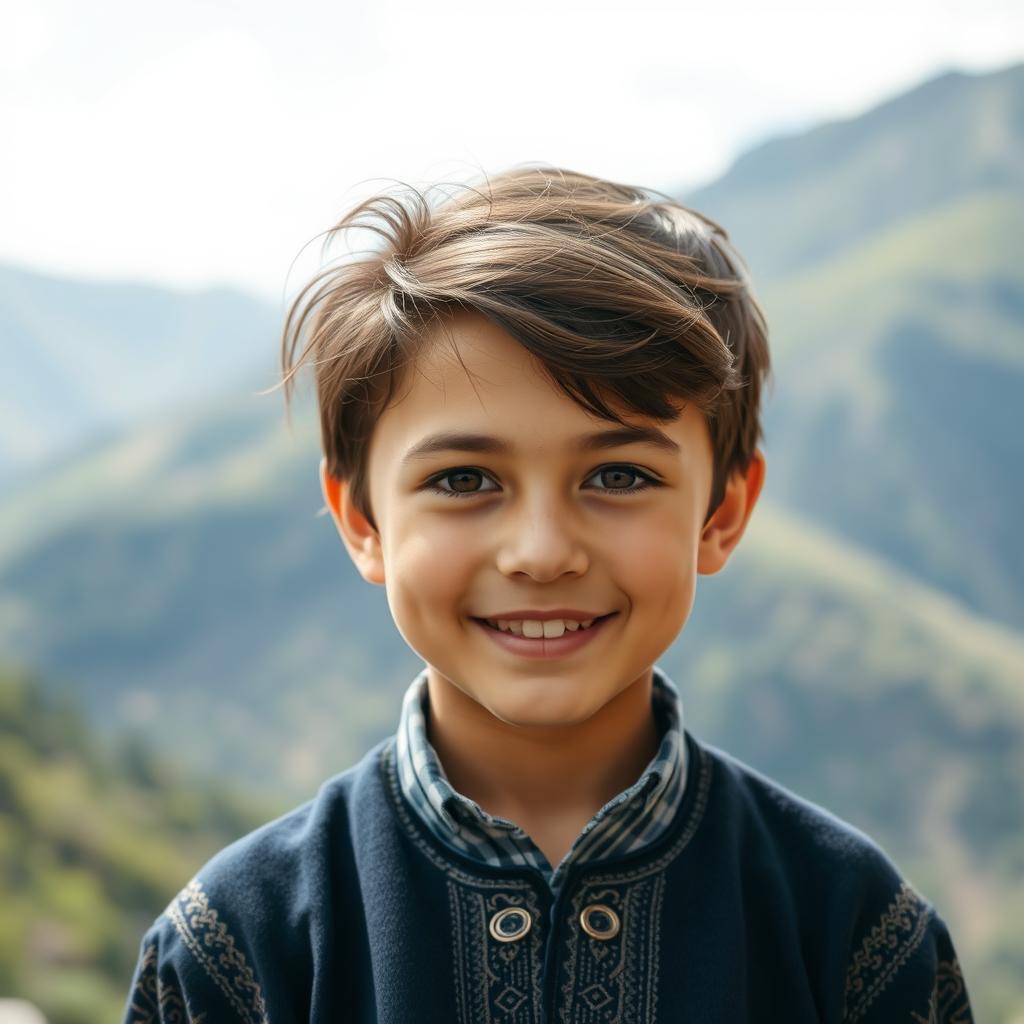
[{"xmin": 0, "ymin": 660, "xmax": 278, "ymax": 1023}]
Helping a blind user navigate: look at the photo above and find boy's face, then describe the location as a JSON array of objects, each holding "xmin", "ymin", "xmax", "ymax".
[{"xmin": 323, "ymin": 309, "xmax": 762, "ymax": 729}]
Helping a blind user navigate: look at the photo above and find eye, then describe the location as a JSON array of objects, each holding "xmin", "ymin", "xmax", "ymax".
[
  {"xmin": 583, "ymin": 464, "xmax": 660, "ymax": 494},
  {"xmin": 424, "ymin": 464, "xmax": 660, "ymax": 499},
  {"xmin": 426, "ymin": 467, "xmax": 500, "ymax": 498}
]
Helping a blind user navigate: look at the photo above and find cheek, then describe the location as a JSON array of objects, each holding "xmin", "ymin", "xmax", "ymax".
[
  {"xmin": 387, "ymin": 519, "xmax": 478, "ymax": 618},
  {"xmin": 610, "ymin": 512, "xmax": 697, "ymax": 595}
]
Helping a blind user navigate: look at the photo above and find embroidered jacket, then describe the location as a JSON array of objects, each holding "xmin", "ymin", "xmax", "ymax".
[
  {"xmin": 123, "ymin": 667, "xmax": 975, "ymax": 1023},
  {"xmin": 395, "ymin": 665, "xmax": 687, "ymax": 894}
]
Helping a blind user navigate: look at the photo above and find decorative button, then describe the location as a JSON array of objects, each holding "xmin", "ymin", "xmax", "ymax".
[
  {"xmin": 579, "ymin": 903, "xmax": 620, "ymax": 940},
  {"xmin": 489, "ymin": 907, "xmax": 533, "ymax": 942}
]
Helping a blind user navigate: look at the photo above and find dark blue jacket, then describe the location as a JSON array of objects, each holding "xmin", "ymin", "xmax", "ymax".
[{"xmin": 123, "ymin": 727, "xmax": 974, "ymax": 1022}]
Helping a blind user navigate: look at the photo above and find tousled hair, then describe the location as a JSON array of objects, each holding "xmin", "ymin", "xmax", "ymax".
[{"xmin": 277, "ymin": 165, "xmax": 773, "ymax": 531}]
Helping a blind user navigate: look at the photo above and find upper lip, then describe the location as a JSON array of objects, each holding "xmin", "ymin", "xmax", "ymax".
[{"xmin": 474, "ymin": 609, "xmax": 614, "ymax": 621}]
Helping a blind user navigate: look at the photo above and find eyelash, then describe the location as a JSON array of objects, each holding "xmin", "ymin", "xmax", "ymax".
[{"xmin": 424, "ymin": 464, "xmax": 662, "ymax": 500}]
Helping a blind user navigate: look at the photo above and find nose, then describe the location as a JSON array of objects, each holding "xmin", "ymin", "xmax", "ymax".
[{"xmin": 494, "ymin": 502, "xmax": 590, "ymax": 581}]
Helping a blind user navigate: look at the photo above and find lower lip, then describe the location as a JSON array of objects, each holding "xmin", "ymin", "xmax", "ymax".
[{"xmin": 470, "ymin": 614, "xmax": 617, "ymax": 659}]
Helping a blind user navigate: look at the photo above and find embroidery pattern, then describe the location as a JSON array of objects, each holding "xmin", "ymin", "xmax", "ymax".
[
  {"xmin": 910, "ymin": 957, "xmax": 972, "ymax": 1024},
  {"xmin": 842, "ymin": 880, "xmax": 932, "ymax": 1022},
  {"xmin": 127, "ymin": 941, "xmax": 207, "ymax": 1024},
  {"xmin": 551, "ymin": 741, "xmax": 711, "ymax": 1024},
  {"xmin": 382, "ymin": 736, "xmax": 713, "ymax": 1024},
  {"xmin": 166, "ymin": 877, "xmax": 270, "ymax": 1024},
  {"xmin": 448, "ymin": 882, "xmax": 545, "ymax": 1024},
  {"xmin": 556, "ymin": 875, "xmax": 666, "ymax": 1023}
]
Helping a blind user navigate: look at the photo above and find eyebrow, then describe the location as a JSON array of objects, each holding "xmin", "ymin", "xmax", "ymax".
[{"xmin": 401, "ymin": 426, "xmax": 681, "ymax": 466}]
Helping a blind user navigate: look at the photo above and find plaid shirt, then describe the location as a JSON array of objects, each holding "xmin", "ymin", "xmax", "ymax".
[{"xmin": 394, "ymin": 664, "xmax": 687, "ymax": 894}]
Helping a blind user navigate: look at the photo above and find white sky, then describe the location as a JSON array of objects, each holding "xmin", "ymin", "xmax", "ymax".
[{"xmin": 1, "ymin": 0, "xmax": 1019, "ymax": 304}]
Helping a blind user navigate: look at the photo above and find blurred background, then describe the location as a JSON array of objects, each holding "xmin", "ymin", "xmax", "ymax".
[{"xmin": 1, "ymin": 1, "xmax": 1022, "ymax": 1020}]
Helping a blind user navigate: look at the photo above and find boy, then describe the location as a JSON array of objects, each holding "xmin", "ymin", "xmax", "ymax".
[{"xmin": 123, "ymin": 166, "xmax": 974, "ymax": 1022}]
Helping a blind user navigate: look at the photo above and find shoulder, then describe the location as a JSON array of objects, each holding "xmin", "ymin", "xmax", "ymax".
[
  {"xmin": 699, "ymin": 735, "xmax": 916, "ymax": 897},
  {"xmin": 122, "ymin": 738, "xmax": 392, "ymax": 1023},
  {"xmin": 695, "ymin": 736, "xmax": 975, "ymax": 1022},
  {"xmin": 125, "ymin": 906, "xmax": 268, "ymax": 1024},
  {"xmin": 185, "ymin": 735, "xmax": 388, "ymax": 911}
]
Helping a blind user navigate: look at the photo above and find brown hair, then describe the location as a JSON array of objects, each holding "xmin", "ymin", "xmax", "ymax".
[{"xmin": 277, "ymin": 164, "xmax": 773, "ymax": 531}]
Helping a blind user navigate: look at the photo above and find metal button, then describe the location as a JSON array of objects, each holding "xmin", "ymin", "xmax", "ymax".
[
  {"xmin": 489, "ymin": 907, "xmax": 533, "ymax": 942},
  {"xmin": 579, "ymin": 903, "xmax": 620, "ymax": 940}
]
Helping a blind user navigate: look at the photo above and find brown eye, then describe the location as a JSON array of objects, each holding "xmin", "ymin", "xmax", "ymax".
[
  {"xmin": 448, "ymin": 470, "xmax": 483, "ymax": 493},
  {"xmin": 584, "ymin": 464, "xmax": 659, "ymax": 495},
  {"xmin": 598, "ymin": 467, "xmax": 637, "ymax": 489},
  {"xmin": 428, "ymin": 468, "xmax": 498, "ymax": 499}
]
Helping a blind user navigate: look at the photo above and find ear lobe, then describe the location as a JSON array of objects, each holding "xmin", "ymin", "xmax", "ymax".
[
  {"xmin": 319, "ymin": 457, "xmax": 386, "ymax": 585},
  {"xmin": 697, "ymin": 449, "xmax": 766, "ymax": 576}
]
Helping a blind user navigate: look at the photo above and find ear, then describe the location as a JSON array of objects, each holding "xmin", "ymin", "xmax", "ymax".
[
  {"xmin": 697, "ymin": 448, "xmax": 766, "ymax": 575},
  {"xmin": 319, "ymin": 457, "xmax": 386, "ymax": 585}
]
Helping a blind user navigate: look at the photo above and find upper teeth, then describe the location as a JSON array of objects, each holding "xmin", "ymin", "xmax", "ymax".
[{"xmin": 485, "ymin": 618, "xmax": 597, "ymax": 638}]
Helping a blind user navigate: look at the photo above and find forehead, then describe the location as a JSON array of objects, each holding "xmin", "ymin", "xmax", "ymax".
[
  {"xmin": 406, "ymin": 309, "xmax": 556, "ymax": 400},
  {"xmin": 370, "ymin": 308, "xmax": 708, "ymax": 461}
]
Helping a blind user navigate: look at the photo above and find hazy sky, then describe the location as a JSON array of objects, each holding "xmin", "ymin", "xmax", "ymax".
[{"xmin": 2, "ymin": 0, "xmax": 1019, "ymax": 303}]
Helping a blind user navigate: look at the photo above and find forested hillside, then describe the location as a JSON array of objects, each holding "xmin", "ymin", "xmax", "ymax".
[{"xmin": 0, "ymin": 660, "xmax": 278, "ymax": 1023}]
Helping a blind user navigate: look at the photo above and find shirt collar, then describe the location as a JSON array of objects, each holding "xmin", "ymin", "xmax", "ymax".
[{"xmin": 395, "ymin": 664, "xmax": 686, "ymax": 843}]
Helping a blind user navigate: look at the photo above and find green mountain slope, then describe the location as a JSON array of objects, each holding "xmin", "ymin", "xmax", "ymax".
[
  {"xmin": 758, "ymin": 188, "xmax": 1024, "ymax": 628},
  {"xmin": 0, "ymin": 263, "xmax": 279, "ymax": 491},
  {"xmin": 0, "ymin": 659, "xmax": 278, "ymax": 1024}
]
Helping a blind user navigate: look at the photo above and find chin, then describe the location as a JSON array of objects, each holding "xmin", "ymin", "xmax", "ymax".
[{"xmin": 482, "ymin": 687, "xmax": 606, "ymax": 730}]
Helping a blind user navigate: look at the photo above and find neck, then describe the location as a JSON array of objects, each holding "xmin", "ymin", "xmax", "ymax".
[{"xmin": 424, "ymin": 668, "xmax": 661, "ymax": 827}]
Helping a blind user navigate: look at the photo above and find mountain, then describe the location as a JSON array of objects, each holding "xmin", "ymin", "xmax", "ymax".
[
  {"xmin": 757, "ymin": 191, "xmax": 1024, "ymax": 630},
  {"xmin": 0, "ymin": 659, "xmax": 278, "ymax": 1024},
  {"xmin": 679, "ymin": 63, "xmax": 1024, "ymax": 629},
  {"xmin": 681, "ymin": 62, "xmax": 1024, "ymax": 284},
  {"xmin": 0, "ymin": 263, "xmax": 280, "ymax": 493},
  {"xmin": 0, "ymin": 383, "xmax": 401, "ymax": 793}
]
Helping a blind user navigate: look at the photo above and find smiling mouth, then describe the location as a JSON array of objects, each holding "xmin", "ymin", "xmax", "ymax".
[{"xmin": 471, "ymin": 612, "xmax": 617, "ymax": 634}]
